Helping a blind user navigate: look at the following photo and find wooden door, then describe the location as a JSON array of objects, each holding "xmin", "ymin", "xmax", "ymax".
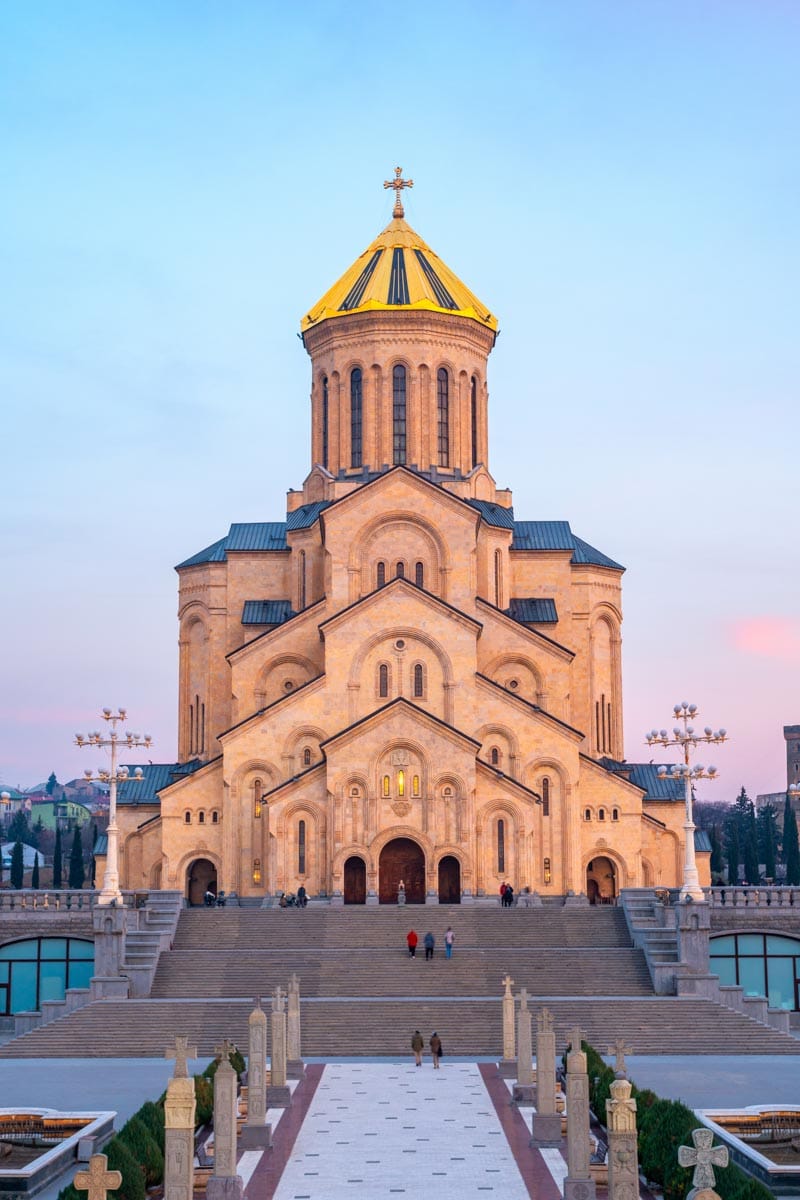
[{"xmin": 379, "ymin": 838, "xmax": 425, "ymax": 903}]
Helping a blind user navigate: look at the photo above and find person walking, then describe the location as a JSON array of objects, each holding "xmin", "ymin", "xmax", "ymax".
[
  {"xmin": 445, "ymin": 926, "xmax": 455, "ymax": 958},
  {"xmin": 430, "ymin": 1031, "xmax": 443, "ymax": 1068},
  {"xmin": 411, "ymin": 1029, "xmax": 424, "ymax": 1067},
  {"xmin": 500, "ymin": 881, "xmax": 507, "ymax": 907},
  {"xmin": 424, "ymin": 931, "xmax": 435, "ymax": 960},
  {"xmin": 504, "ymin": 883, "xmax": 514, "ymax": 908},
  {"xmin": 406, "ymin": 929, "xmax": 418, "ymax": 958}
]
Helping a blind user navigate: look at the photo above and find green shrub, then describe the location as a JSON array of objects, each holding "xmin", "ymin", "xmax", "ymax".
[
  {"xmin": 118, "ymin": 1116, "xmax": 164, "ymax": 1187},
  {"xmin": 203, "ymin": 1046, "xmax": 246, "ymax": 1081},
  {"xmin": 194, "ymin": 1074, "xmax": 214, "ymax": 1126},
  {"xmin": 105, "ymin": 1136, "xmax": 146, "ymax": 1200},
  {"xmin": 135, "ymin": 1099, "xmax": 165, "ymax": 1154}
]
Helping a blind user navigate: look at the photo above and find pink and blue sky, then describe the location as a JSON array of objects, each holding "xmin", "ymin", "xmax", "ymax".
[{"xmin": 1, "ymin": 1, "xmax": 798, "ymax": 798}]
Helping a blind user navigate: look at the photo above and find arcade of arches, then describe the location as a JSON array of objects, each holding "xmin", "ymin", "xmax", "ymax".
[{"xmin": 117, "ymin": 186, "xmax": 705, "ymax": 903}]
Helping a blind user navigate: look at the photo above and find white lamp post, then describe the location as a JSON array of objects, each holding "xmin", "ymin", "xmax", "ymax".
[
  {"xmin": 75, "ymin": 709, "xmax": 151, "ymax": 906},
  {"xmin": 645, "ymin": 702, "xmax": 728, "ymax": 901}
]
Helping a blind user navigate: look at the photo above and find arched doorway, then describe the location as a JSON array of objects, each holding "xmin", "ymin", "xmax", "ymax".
[
  {"xmin": 379, "ymin": 838, "xmax": 425, "ymax": 904},
  {"xmin": 344, "ymin": 856, "xmax": 367, "ymax": 905},
  {"xmin": 187, "ymin": 858, "xmax": 217, "ymax": 906},
  {"xmin": 586, "ymin": 856, "xmax": 617, "ymax": 904},
  {"xmin": 438, "ymin": 856, "xmax": 461, "ymax": 904}
]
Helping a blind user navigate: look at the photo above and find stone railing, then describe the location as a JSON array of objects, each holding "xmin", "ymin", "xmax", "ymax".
[
  {"xmin": 0, "ymin": 888, "xmax": 141, "ymax": 911},
  {"xmin": 706, "ymin": 886, "xmax": 800, "ymax": 908}
]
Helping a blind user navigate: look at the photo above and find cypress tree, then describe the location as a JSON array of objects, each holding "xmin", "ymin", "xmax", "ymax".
[
  {"xmin": 724, "ymin": 816, "xmax": 739, "ymax": 886},
  {"xmin": 68, "ymin": 826, "xmax": 85, "ymax": 889},
  {"xmin": 783, "ymin": 794, "xmax": 800, "ymax": 886},
  {"xmin": 757, "ymin": 803, "xmax": 778, "ymax": 881},
  {"xmin": 31, "ymin": 852, "xmax": 40, "ymax": 889},
  {"xmin": 709, "ymin": 824, "xmax": 724, "ymax": 876},
  {"xmin": 53, "ymin": 826, "xmax": 63, "ymax": 888},
  {"xmin": 10, "ymin": 840, "xmax": 24, "ymax": 889},
  {"xmin": 743, "ymin": 811, "xmax": 760, "ymax": 885}
]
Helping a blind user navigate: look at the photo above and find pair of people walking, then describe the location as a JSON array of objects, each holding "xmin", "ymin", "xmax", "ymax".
[
  {"xmin": 411, "ymin": 1029, "xmax": 443, "ymax": 1067},
  {"xmin": 500, "ymin": 881, "xmax": 515, "ymax": 907}
]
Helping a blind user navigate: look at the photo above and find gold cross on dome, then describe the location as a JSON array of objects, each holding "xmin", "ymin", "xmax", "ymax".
[
  {"xmin": 384, "ymin": 166, "xmax": 414, "ymax": 217},
  {"xmin": 74, "ymin": 1154, "xmax": 122, "ymax": 1200},
  {"xmin": 166, "ymin": 1034, "xmax": 197, "ymax": 1078}
]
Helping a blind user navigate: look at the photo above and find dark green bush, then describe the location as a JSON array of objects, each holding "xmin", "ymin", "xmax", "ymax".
[
  {"xmin": 203, "ymin": 1046, "xmax": 246, "ymax": 1081},
  {"xmin": 118, "ymin": 1116, "xmax": 164, "ymax": 1187},
  {"xmin": 194, "ymin": 1074, "xmax": 214, "ymax": 1126},
  {"xmin": 135, "ymin": 1099, "xmax": 165, "ymax": 1154},
  {"xmin": 105, "ymin": 1136, "xmax": 146, "ymax": 1200}
]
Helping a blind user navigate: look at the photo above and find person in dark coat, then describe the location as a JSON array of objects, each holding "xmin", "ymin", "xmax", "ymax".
[
  {"xmin": 406, "ymin": 929, "xmax": 418, "ymax": 958},
  {"xmin": 430, "ymin": 1031, "xmax": 442, "ymax": 1068},
  {"xmin": 424, "ymin": 931, "xmax": 435, "ymax": 960},
  {"xmin": 411, "ymin": 1029, "xmax": 424, "ymax": 1066}
]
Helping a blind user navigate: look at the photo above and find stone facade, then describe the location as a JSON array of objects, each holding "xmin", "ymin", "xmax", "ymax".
[{"xmin": 115, "ymin": 206, "xmax": 698, "ymax": 903}]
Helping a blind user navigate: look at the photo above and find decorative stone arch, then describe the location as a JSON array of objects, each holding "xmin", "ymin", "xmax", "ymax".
[
  {"xmin": 332, "ymin": 842, "xmax": 375, "ymax": 879},
  {"xmin": 178, "ymin": 607, "xmax": 210, "ymax": 759},
  {"xmin": 641, "ymin": 856, "xmax": 655, "ymax": 887},
  {"xmin": 589, "ymin": 603, "xmax": 623, "ymax": 758},
  {"xmin": 368, "ymin": 824, "xmax": 433, "ymax": 862},
  {"xmin": 523, "ymin": 756, "xmax": 571, "ymax": 809},
  {"xmin": 349, "ymin": 509, "xmax": 450, "ymax": 600},
  {"xmin": 276, "ymin": 801, "xmax": 326, "ymax": 895},
  {"xmin": 283, "ymin": 725, "xmax": 327, "ymax": 773},
  {"xmin": 178, "ymin": 602, "xmax": 210, "ymax": 631},
  {"xmin": 478, "ymin": 799, "xmax": 525, "ymax": 891},
  {"xmin": 254, "ymin": 653, "xmax": 318, "ymax": 707},
  {"xmin": 173, "ymin": 847, "xmax": 222, "ymax": 894},
  {"xmin": 582, "ymin": 846, "xmax": 628, "ymax": 898},
  {"xmin": 228, "ymin": 758, "xmax": 279, "ymax": 801},
  {"xmin": 476, "ymin": 723, "xmax": 520, "ymax": 776},
  {"xmin": 372, "ymin": 737, "xmax": 429, "ymax": 800},
  {"xmin": 484, "ymin": 651, "xmax": 545, "ymax": 706}
]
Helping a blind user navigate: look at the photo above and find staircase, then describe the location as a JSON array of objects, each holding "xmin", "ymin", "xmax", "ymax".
[{"xmin": 3, "ymin": 903, "xmax": 799, "ymax": 1058}]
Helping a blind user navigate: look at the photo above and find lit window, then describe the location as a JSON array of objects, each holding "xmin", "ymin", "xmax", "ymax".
[
  {"xmin": 392, "ymin": 365, "xmax": 406, "ymax": 464},
  {"xmin": 254, "ymin": 779, "xmax": 263, "ymax": 819},
  {"xmin": 383, "ymin": 775, "xmax": 390, "ymax": 797},
  {"xmin": 437, "ymin": 368, "xmax": 449, "ymax": 467},
  {"xmin": 544, "ymin": 857, "xmax": 552, "ymax": 885},
  {"xmin": 351, "ymin": 368, "xmax": 363, "ymax": 468},
  {"xmin": 412, "ymin": 775, "xmax": 420, "ymax": 797},
  {"xmin": 398, "ymin": 770, "xmax": 405, "ymax": 797},
  {"xmin": 253, "ymin": 859, "xmax": 262, "ymax": 885}
]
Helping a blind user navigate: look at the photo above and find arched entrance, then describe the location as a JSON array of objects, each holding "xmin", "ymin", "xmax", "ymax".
[
  {"xmin": 586, "ymin": 856, "xmax": 617, "ymax": 904},
  {"xmin": 379, "ymin": 838, "xmax": 425, "ymax": 904},
  {"xmin": 438, "ymin": 856, "xmax": 461, "ymax": 904},
  {"xmin": 187, "ymin": 858, "xmax": 217, "ymax": 906},
  {"xmin": 344, "ymin": 856, "xmax": 367, "ymax": 905}
]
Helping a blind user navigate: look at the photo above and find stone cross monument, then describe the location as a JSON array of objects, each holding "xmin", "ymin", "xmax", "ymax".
[
  {"xmin": 241, "ymin": 998, "xmax": 272, "ymax": 1149},
  {"xmin": 531, "ymin": 1006, "xmax": 561, "ymax": 1147},
  {"xmin": 606, "ymin": 1045, "xmax": 639, "ymax": 1200},
  {"xmin": 287, "ymin": 973, "xmax": 305, "ymax": 1078},
  {"xmin": 513, "ymin": 987, "xmax": 535, "ymax": 1104},
  {"xmin": 164, "ymin": 1036, "xmax": 197, "ymax": 1200},
  {"xmin": 74, "ymin": 1154, "xmax": 122, "ymax": 1200},
  {"xmin": 564, "ymin": 1026, "xmax": 596, "ymax": 1200},
  {"xmin": 266, "ymin": 985, "xmax": 292, "ymax": 1108},
  {"xmin": 678, "ymin": 1128, "xmax": 729, "ymax": 1200},
  {"xmin": 207, "ymin": 1040, "xmax": 244, "ymax": 1200},
  {"xmin": 499, "ymin": 973, "xmax": 516, "ymax": 1077}
]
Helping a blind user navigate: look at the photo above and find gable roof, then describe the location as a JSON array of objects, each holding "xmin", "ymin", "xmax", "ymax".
[
  {"xmin": 116, "ymin": 759, "xmax": 207, "ymax": 805},
  {"xmin": 241, "ymin": 600, "xmax": 295, "ymax": 626},
  {"xmin": 319, "ymin": 697, "xmax": 482, "ymax": 754},
  {"xmin": 511, "ymin": 520, "xmax": 623, "ymax": 570},
  {"xmin": 475, "ymin": 673, "xmax": 584, "ymax": 739},
  {"xmin": 599, "ymin": 758, "xmax": 685, "ymax": 801},
  {"xmin": 319, "ymin": 575, "xmax": 482, "ymax": 637},
  {"xmin": 507, "ymin": 598, "xmax": 558, "ymax": 624}
]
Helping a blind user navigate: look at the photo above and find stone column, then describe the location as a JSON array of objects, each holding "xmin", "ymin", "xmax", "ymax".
[
  {"xmin": 89, "ymin": 906, "xmax": 129, "ymax": 1000},
  {"xmin": 606, "ymin": 1073, "xmax": 639, "ymax": 1200},
  {"xmin": 531, "ymin": 1007, "xmax": 561, "ymax": 1147},
  {"xmin": 207, "ymin": 1040, "xmax": 243, "ymax": 1200},
  {"xmin": 512, "ymin": 987, "xmax": 535, "ymax": 1103},
  {"xmin": 498, "ymin": 974, "xmax": 516, "ymax": 1078},
  {"xmin": 164, "ymin": 1037, "xmax": 197, "ymax": 1200},
  {"xmin": 676, "ymin": 899, "xmax": 711, "ymax": 972},
  {"xmin": 266, "ymin": 985, "xmax": 292, "ymax": 1108},
  {"xmin": 564, "ymin": 1026, "xmax": 596, "ymax": 1200},
  {"xmin": 241, "ymin": 1000, "xmax": 271, "ymax": 1149},
  {"xmin": 287, "ymin": 973, "xmax": 305, "ymax": 1078}
]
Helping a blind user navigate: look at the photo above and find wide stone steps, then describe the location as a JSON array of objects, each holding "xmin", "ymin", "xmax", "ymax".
[
  {"xmin": 3, "ymin": 996, "xmax": 799, "ymax": 1058},
  {"xmin": 150, "ymin": 946, "xmax": 654, "ymax": 998},
  {"xmin": 171, "ymin": 906, "xmax": 633, "ymax": 951}
]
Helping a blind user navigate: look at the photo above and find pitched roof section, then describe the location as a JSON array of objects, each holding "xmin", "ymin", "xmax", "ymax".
[
  {"xmin": 116, "ymin": 760, "xmax": 206, "ymax": 805},
  {"xmin": 242, "ymin": 600, "xmax": 295, "ymax": 626},
  {"xmin": 599, "ymin": 759, "xmax": 685, "ymax": 801},
  {"xmin": 227, "ymin": 522, "xmax": 288, "ymax": 552},
  {"xmin": 466, "ymin": 499, "xmax": 516, "ymax": 530},
  {"xmin": 301, "ymin": 217, "xmax": 498, "ymax": 334},
  {"xmin": 571, "ymin": 535, "xmax": 624, "ymax": 570},
  {"xmin": 286, "ymin": 501, "xmax": 331, "ymax": 531},
  {"xmin": 507, "ymin": 598, "xmax": 558, "ymax": 624},
  {"xmin": 511, "ymin": 520, "xmax": 623, "ymax": 570},
  {"xmin": 175, "ymin": 537, "xmax": 228, "ymax": 570}
]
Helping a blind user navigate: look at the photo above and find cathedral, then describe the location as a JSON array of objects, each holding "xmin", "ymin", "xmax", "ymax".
[{"xmin": 116, "ymin": 173, "xmax": 706, "ymax": 905}]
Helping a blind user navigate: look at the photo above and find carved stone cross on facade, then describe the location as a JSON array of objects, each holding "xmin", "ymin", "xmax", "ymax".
[
  {"xmin": 214, "ymin": 1038, "xmax": 235, "ymax": 1063},
  {"xmin": 166, "ymin": 1035, "xmax": 197, "ymax": 1079},
  {"xmin": 502, "ymin": 973, "xmax": 514, "ymax": 997},
  {"xmin": 74, "ymin": 1154, "xmax": 122, "ymax": 1200},
  {"xmin": 608, "ymin": 1038, "xmax": 632, "ymax": 1077},
  {"xmin": 383, "ymin": 166, "xmax": 414, "ymax": 218},
  {"xmin": 678, "ymin": 1128, "xmax": 729, "ymax": 1190}
]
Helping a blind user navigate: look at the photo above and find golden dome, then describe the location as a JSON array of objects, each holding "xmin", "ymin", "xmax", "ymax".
[{"xmin": 301, "ymin": 216, "xmax": 498, "ymax": 335}]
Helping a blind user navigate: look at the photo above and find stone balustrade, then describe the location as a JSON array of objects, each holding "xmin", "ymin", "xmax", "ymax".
[
  {"xmin": 0, "ymin": 889, "xmax": 140, "ymax": 911},
  {"xmin": 706, "ymin": 885, "xmax": 800, "ymax": 908}
]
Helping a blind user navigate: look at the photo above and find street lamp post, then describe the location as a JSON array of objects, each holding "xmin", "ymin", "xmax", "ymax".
[
  {"xmin": 645, "ymin": 702, "xmax": 728, "ymax": 901},
  {"xmin": 75, "ymin": 709, "xmax": 151, "ymax": 906}
]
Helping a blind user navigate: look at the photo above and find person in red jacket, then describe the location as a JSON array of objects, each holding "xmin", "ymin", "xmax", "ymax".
[{"xmin": 406, "ymin": 929, "xmax": 418, "ymax": 958}]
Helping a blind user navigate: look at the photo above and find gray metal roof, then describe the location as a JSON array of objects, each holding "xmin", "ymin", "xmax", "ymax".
[
  {"xmin": 466, "ymin": 499, "xmax": 516, "ymax": 530},
  {"xmin": 286, "ymin": 501, "xmax": 331, "ymax": 531},
  {"xmin": 599, "ymin": 759, "xmax": 685, "ymax": 801},
  {"xmin": 226, "ymin": 522, "xmax": 288, "ymax": 552},
  {"xmin": 116, "ymin": 760, "xmax": 205, "ymax": 805},
  {"xmin": 242, "ymin": 600, "xmax": 295, "ymax": 626},
  {"xmin": 512, "ymin": 521, "xmax": 574, "ymax": 551},
  {"xmin": 507, "ymin": 598, "xmax": 558, "ymax": 624},
  {"xmin": 570, "ymin": 534, "xmax": 624, "ymax": 571},
  {"xmin": 694, "ymin": 829, "xmax": 712, "ymax": 852},
  {"xmin": 93, "ymin": 833, "xmax": 108, "ymax": 856},
  {"xmin": 175, "ymin": 537, "xmax": 228, "ymax": 570}
]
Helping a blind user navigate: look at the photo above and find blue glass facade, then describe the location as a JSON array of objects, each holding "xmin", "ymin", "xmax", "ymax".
[{"xmin": 0, "ymin": 937, "xmax": 94, "ymax": 1014}]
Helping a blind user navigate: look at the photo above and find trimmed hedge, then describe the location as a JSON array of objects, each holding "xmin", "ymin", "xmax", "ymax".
[
  {"xmin": 118, "ymin": 1116, "xmax": 164, "ymax": 1187},
  {"xmin": 563, "ymin": 1039, "xmax": 775, "ymax": 1200}
]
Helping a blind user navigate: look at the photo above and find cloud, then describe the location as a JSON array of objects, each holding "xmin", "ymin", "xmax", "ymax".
[{"xmin": 731, "ymin": 617, "xmax": 800, "ymax": 662}]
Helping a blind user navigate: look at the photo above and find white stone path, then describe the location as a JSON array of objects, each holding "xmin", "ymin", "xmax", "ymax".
[{"xmin": 272, "ymin": 1062, "xmax": 531, "ymax": 1200}]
